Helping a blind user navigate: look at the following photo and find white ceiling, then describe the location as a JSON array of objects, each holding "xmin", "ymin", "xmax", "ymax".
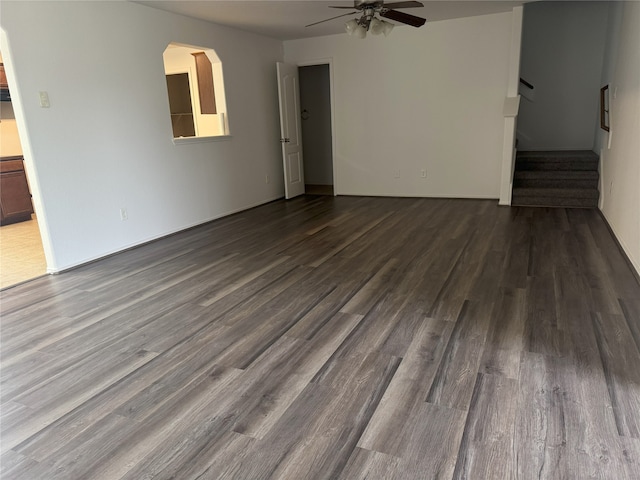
[{"xmin": 134, "ymin": 1, "xmax": 526, "ymax": 41}]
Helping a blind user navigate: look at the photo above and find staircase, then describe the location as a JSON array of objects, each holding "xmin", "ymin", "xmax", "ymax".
[{"xmin": 511, "ymin": 151, "xmax": 600, "ymax": 208}]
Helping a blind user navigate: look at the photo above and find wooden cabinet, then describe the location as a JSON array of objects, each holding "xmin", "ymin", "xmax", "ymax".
[
  {"xmin": 191, "ymin": 52, "xmax": 217, "ymax": 114},
  {"xmin": 1, "ymin": 157, "xmax": 34, "ymax": 225},
  {"xmin": 0, "ymin": 63, "xmax": 10, "ymax": 102},
  {"xmin": 0, "ymin": 64, "xmax": 8, "ymax": 88}
]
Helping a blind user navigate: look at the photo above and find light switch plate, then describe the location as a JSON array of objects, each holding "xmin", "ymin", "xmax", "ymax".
[{"xmin": 39, "ymin": 91, "xmax": 50, "ymax": 108}]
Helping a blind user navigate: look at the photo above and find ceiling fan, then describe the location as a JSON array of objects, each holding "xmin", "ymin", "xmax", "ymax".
[{"xmin": 307, "ymin": 1, "xmax": 426, "ymax": 38}]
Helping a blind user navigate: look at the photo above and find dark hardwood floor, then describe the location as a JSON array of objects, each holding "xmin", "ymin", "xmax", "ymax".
[{"xmin": 1, "ymin": 195, "xmax": 640, "ymax": 479}]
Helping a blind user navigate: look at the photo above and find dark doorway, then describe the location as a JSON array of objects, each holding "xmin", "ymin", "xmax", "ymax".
[{"xmin": 299, "ymin": 64, "xmax": 333, "ymax": 196}]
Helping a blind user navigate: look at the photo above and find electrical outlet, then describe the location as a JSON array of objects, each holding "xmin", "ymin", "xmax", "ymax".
[
  {"xmin": 265, "ymin": 174, "xmax": 270, "ymax": 184},
  {"xmin": 421, "ymin": 169, "xmax": 427, "ymax": 178},
  {"xmin": 393, "ymin": 169, "xmax": 400, "ymax": 178},
  {"xmin": 120, "ymin": 208, "xmax": 128, "ymax": 221}
]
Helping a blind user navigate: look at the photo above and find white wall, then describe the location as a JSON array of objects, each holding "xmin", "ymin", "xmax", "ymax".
[
  {"xmin": 518, "ymin": 1, "xmax": 609, "ymax": 151},
  {"xmin": 594, "ymin": 2, "xmax": 623, "ymax": 156},
  {"xmin": 1, "ymin": 1, "xmax": 284, "ymax": 272},
  {"xmin": 285, "ymin": 12, "xmax": 514, "ymax": 198},
  {"xmin": 599, "ymin": 1, "xmax": 640, "ymax": 276},
  {"xmin": 299, "ymin": 64, "xmax": 333, "ymax": 185}
]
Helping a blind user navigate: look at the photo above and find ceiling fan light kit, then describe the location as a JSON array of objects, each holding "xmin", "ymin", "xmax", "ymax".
[
  {"xmin": 307, "ymin": 0, "xmax": 425, "ymax": 39},
  {"xmin": 345, "ymin": 18, "xmax": 360, "ymax": 35},
  {"xmin": 369, "ymin": 17, "xmax": 383, "ymax": 35},
  {"xmin": 383, "ymin": 21, "xmax": 395, "ymax": 36}
]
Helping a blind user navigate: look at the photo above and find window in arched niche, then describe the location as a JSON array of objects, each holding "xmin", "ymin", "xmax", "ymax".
[{"xmin": 163, "ymin": 42, "xmax": 229, "ymax": 139}]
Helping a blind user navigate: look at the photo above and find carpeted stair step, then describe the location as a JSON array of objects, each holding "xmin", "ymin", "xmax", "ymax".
[
  {"xmin": 513, "ymin": 187, "xmax": 599, "ymax": 199},
  {"xmin": 511, "ymin": 195, "xmax": 599, "ymax": 208},
  {"xmin": 512, "ymin": 187, "xmax": 599, "ymax": 208},
  {"xmin": 516, "ymin": 150, "xmax": 598, "ymax": 172},
  {"xmin": 513, "ymin": 170, "xmax": 599, "ymax": 189}
]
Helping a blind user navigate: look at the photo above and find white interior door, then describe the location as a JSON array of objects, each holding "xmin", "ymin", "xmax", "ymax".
[{"xmin": 277, "ymin": 62, "xmax": 305, "ymax": 199}]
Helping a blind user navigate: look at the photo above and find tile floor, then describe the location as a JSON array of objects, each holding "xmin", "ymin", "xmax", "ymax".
[{"xmin": 0, "ymin": 216, "xmax": 47, "ymax": 289}]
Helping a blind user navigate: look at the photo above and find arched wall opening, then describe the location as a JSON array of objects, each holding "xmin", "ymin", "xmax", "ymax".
[{"xmin": 163, "ymin": 42, "xmax": 229, "ymax": 139}]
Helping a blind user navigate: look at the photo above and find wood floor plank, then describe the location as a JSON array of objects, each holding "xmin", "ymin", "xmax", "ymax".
[
  {"xmin": 215, "ymin": 352, "xmax": 401, "ymax": 480},
  {"xmin": 85, "ymin": 365, "xmax": 244, "ymax": 480},
  {"xmin": 1, "ymin": 348, "xmax": 157, "ymax": 454},
  {"xmin": 0, "ymin": 288, "xmax": 96, "ymax": 329},
  {"xmin": 0, "ymin": 449, "xmax": 40, "ymax": 478},
  {"xmin": 162, "ymin": 431, "xmax": 256, "ymax": 480},
  {"xmin": 0, "ymin": 277, "xmax": 78, "ymax": 316},
  {"xmin": 197, "ymin": 255, "xmax": 290, "ymax": 307},
  {"xmin": 197, "ymin": 258, "xmax": 300, "ymax": 313},
  {"xmin": 230, "ymin": 312, "xmax": 364, "ymax": 439},
  {"xmin": 620, "ymin": 437, "xmax": 640, "ymax": 480},
  {"xmin": 338, "ymin": 447, "xmax": 403, "ymax": 480},
  {"xmin": 592, "ymin": 311, "xmax": 640, "ymax": 438},
  {"xmin": 565, "ymin": 366, "xmax": 627, "ymax": 480},
  {"xmin": 583, "ymin": 211, "xmax": 640, "ymax": 298},
  {"xmin": 207, "ymin": 283, "xmax": 336, "ymax": 369},
  {"xmin": 570, "ymin": 222, "xmax": 623, "ymax": 315},
  {"xmin": 2, "ymin": 302, "xmax": 205, "ymax": 403},
  {"xmin": 427, "ymin": 216, "xmax": 498, "ymax": 323},
  {"xmin": 13, "ymin": 414, "xmax": 140, "ymax": 480},
  {"xmin": 550, "ymin": 265, "xmax": 625, "ymax": 479},
  {"xmin": 467, "ymin": 250, "xmax": 508, "ymax": 301},
  {"xmin": 528, "ymin": 213, "xmax": 571, "ymax": 277},
  {"xmin": 1, "ymin": 297, "xmax": 194, "ymax": 400},
  {"xmin": 515, "ymin": 351, "xmax": 572, "ymax": 479},
  {"xmin": 339, "ymin": 258, "xmax": 399, "ymax": 316},
  {"xmin": 480, "ymin": 287, "xmax": 527, "ymax": 379},
  {"xmin": 619, "ymin": 297, "xmax": 640, "ymax": 355},
  {"xmin": 392, "ymin": 402, "xmax": 467, "ymax": 479},
  {"xmin": 210, "ymin": 265, "xmax": 316, "ymax": 327},
  {"xmin": 13, "ymin": 353, "xmax": 219, "ymax": 461},
  {"xmin": 554, "ymin": 268, "xmax": 604, "ymax": 374},
  {"xmin": 452, "ymin": 373, "xmax": 518, "ymax": 480},
  {"xmin": 425, "ymin": 299, "xmax": 494, "ymax": 410},
  {"xmin": 358, "ymin": 317, "xmax": 453, "ymax": 456},
  {"xmin": 284, "ymin": 282, "xmax": 366, "ymax": 340},
  {"xmin": 266, "ymin": 354, "xmax": 401, "ymax": 480},
  {"xmin": 500, "ymin": 213, "xmax": 531, "ymax": 289},
  {"xmin": 403, "ymin": 235, "xmax": 472, "ymax": 318},
  {"xmin": 524, "ymin": 273, "xmax": 566, "ymax": 357}
]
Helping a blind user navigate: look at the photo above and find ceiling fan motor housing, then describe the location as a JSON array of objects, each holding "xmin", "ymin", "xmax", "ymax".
[
  {"xmin": 359, "ymin": 8, "xmax": 376, "ymax": 28},
  {"xmin": 355, "ymin": 0, "xmax": 385, "ymax": 7}
]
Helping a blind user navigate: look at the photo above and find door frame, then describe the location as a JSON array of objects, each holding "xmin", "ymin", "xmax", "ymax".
[
  {"xmin": 296, "ymin": 58, "xmax": 337, "ymax": 196},
  {"xmin": 1, "ymin": 29, "xmax": 54, "ymax": 272}
]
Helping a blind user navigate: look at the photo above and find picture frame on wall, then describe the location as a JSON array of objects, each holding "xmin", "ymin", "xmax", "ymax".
[{"xmin": 600, "ymin": 85, "xmax": 610, "ymax": 132}]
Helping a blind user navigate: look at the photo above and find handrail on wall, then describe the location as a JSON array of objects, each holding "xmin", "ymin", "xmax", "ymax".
[
  {"xmin": 519, "ymin": 77, "xmax": 534, "ymax": 90},
  {"xmin": 499, "ymin": 95, "xmax": 521, "ymax": 206}
]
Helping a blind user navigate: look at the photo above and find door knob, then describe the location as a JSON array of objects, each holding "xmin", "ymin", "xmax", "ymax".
[{"xmin": 280, "ymin": 138, "xmax": 290, "ymax": 143}]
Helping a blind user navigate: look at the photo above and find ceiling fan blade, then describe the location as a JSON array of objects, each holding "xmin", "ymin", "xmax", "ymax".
[
  {"xmin": 383, "ymin": 1, "xmax": 424, "ymax": 9},
  {"xmin": 329, "ymin": 6, "xmax": 359, "ymax": 9},
  {"xmin": 381, "ymin": 9, "xmax": 426, "ymax": 27},
  {"xmin": 306, "ymin": 11, "xmax": 357, "ymax": 27}
]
